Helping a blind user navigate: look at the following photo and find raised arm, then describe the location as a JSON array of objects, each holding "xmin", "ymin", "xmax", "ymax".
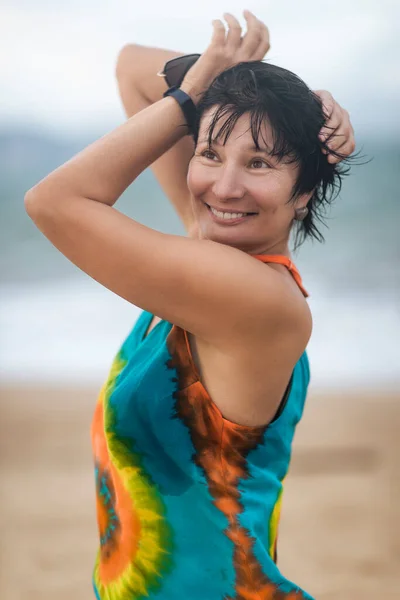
[
  {"xmin": 116, "ymin": 43, "xmax": 197, "ymax": 234},
  {"xmin": 24, "ymin": 15, "xmax": 304, "ymax": 350}
]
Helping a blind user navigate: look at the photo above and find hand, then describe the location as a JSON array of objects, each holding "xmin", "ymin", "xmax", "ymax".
[
  {"xmin": 315, "ymin": 90, "xmax": 356, "ymax": 163},
  {"xmin": 180, "ymin": 10, "xmax": 270, "ymax": 103}
]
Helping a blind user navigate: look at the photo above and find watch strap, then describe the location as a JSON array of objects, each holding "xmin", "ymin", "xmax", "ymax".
[{"xmin": 163, "ymin": 86, "xmax": 197, "ymax": 136}]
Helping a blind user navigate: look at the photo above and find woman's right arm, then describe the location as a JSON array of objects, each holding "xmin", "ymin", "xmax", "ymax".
[{"xmin": 116, "ymin": 44, "xmax": 196, "ymax": 234}]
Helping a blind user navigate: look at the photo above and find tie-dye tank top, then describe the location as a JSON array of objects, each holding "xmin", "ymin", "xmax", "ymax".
[{"xmin": 91, "ymin": 254, "xmax": 314, "ymax": 600}]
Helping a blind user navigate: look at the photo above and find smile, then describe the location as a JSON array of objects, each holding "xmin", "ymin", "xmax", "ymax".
[{"xmin": 205, "ymin": 203, "xmax": 258, "ymax": 224}]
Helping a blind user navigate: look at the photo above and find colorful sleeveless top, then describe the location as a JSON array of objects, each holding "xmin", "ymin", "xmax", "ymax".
[{"xmin": 91, "ymin": 254, "xmax": 314, "ymax": 600}]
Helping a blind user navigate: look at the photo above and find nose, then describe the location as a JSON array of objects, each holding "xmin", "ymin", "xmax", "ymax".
[{"xmin": 211, "ymin": 164, "xmax": 245, "ymax": 203}]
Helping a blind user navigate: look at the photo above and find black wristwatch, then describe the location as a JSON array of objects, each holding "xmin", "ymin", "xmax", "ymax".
[{"xmin": 163, "ymin": 86, "xmax": 197, "ymax": 136}]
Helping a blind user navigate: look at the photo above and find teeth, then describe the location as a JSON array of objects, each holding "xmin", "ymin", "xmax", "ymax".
[{"xmin": 210, "ymin": 206, "xmax": 247, "ymax": 219}]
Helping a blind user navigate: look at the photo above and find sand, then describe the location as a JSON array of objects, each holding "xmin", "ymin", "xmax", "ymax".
[{"xmin": 0, "ymin": 385, "xmax": 399, "ymax": 599}]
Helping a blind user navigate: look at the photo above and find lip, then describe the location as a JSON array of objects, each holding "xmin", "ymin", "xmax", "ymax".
[{"xmin": 204, "ymin": 203, "xmax": 257, "ymax": 225}]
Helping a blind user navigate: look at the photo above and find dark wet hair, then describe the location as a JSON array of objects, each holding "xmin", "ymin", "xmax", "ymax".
[{"xmin": 191, "ymin": 61, "xmax": 359, "ymax": 250}]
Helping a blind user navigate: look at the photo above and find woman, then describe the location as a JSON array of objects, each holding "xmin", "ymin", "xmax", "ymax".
[{"xmin": 25, "ymin": 11, "xmax": 355, "ymax": 600}]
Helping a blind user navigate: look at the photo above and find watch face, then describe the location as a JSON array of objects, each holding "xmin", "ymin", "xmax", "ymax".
[{"xmin": 163, "ymin": 54, "xmax": 201, "ymax": 87}]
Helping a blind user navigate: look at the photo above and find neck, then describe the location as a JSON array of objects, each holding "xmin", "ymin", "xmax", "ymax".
[
  {"xmin": 239, "ymin": 237, "xmax": 292, "ymax": 259},
  {"xmin": 189, "ymin": 226, "xmax": 292, "ymax": 259}
]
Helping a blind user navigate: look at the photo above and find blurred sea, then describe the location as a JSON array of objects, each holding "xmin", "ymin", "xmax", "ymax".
[{"xmin": 0, "ymin": 128, "xmax": 399, "ymax": 389}]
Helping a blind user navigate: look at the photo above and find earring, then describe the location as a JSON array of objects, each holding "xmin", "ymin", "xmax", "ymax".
[{"xmin": 294, "ymin": 207, "xmax": 309, "ymax": 221}]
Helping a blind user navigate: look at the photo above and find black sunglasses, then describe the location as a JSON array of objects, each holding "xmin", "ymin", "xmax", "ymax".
[{"xmin": 157, "ymin": 53, "xmax": 201, "ymax": 88}]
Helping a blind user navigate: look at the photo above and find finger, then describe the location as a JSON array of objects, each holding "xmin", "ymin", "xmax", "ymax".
[
  {"xmin": 210, "ymin": 19, "xmax": 227, "ymax": 49},
  {"xmin": 319, "ymin": 104, "xmax": 343, "ymax": 143},
  {"xmin": 321, "ymin": 106, "xmax": 351, "ymax": 149},
  {"xmin": 316, "ymin": 91, "xmax": 336, "ymax": 138},
  {"xmin": 327, "ymin": 139, "xmax": 356, "ymax": 163},
  {"xmin": 321, "ymin": 129, "xmax": 347, "ymax": 157},
  {"xmin": 252, "ymin": 21, "xmax": 270, "ymax": 60},
  {"xmin": 325, "ymin": 129, "xmax": 347, "ymax": 150},
  {"xmin": 315, "ymin": 89, "xmax": 335, "ymax": 118},
  {"xmin": 319, "ymin": 123, "xmax": 338, "ymax": 150},
  {"xmin": 326, "ymin": 128, "xmax": 355, "ymax": 156},
  {"xmin": 327, "ymin": 154, "xmax": 341, "ymax": 164},
  {"xmin": 241, "ymin": 9, "xmax": 262, "ymax": 57},
  {"xmin": 223, "ymin": 13, "xmax": 242, "ymax": 54},
  {"xmin": 334, "ymin": 108, "xmax": 354, "ymax": 144},
  {"xmin": 323, "ymin": 127, "xmax": 353, "ymax": 162}
]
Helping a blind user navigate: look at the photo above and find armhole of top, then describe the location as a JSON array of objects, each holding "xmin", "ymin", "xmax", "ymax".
[{"xmin": 269, "ymin": 372, "xmax": 294, "ymax": 424}]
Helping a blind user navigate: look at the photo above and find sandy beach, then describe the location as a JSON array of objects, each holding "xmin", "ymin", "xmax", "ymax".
[{"xmin": 0, "ymin": 385, "xmax": 399, "ymax": 600}]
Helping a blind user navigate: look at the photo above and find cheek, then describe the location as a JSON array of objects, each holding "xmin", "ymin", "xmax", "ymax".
[
  {"xmin": 251, "ymin": 180, "xmax": 284, "ymax": 213},
  {"xmin": 187, "ymin": 162, "xmax": 208, "ymax": 197},
  {"xmin": 253, "ymin": 173, "xmax": 294, "ymax": 212}
]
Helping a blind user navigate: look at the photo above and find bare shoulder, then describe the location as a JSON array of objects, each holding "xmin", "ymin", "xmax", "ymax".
[
  {"xmin": 186, "ymin": 263, "xmax": 312, "ymax": 428},
  {"xmin": 263, "ymin": 261, "xmax": 313, "ymax": 341},
  {"xmin": 189, "ymin": 298, "xmax": 311, "ymax": 428},
  {"xmin": 227, "ymin": 258, "xmax": 312, "ymax": 349}
]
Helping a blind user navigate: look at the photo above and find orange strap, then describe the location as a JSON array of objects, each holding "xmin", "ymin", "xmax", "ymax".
[{"xmin": 253, "ymin": 254, "xmax": 309, "ymax": 298}]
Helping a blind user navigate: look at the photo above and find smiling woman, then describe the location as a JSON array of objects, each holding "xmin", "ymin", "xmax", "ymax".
[
  {"xmin": 25, "ymin": 9, "xmax": 356, "ymax": 600},
  {"xmin": 189, "ymin": 60, "xmax": 352, "ymax": 253},
  {"xmin": 189, "ymin": 110, "xmax": 304, "ymax": 253}
]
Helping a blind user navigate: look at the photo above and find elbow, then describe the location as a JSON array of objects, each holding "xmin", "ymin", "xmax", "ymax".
[
  {"xmin": 24, "ymin": 186, "xmax": 49, "ymax": 224},
  {"xmin": 115, "ymin": 43, "xmax": 141, "ymax": 81},
  {"xmin": 24, "ymin": 187, "xmax": 40, "ymax": 220}
]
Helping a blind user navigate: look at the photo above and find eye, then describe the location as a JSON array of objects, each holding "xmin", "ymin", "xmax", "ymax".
[
  {"xmin": 201, "ymin": 149, "xmax": 217, "ymax": 160},
  {"xmin": 199, "ymin": 150, "xmax": 270, "ymax": 168},
  {"xmin": 251, "ymin": 158, "xmax": 270, "ymax": 169}
]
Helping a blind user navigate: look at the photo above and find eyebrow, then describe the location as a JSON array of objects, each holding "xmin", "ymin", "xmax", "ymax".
[{"xmin": 198, "ymin": 139, "xmax": 272, "ymax": 155}]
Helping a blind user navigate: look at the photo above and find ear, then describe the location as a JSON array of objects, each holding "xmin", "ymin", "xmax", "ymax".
[{"xmin": 294, "ymin": 189, "xmax": 314, "ymax": 210}]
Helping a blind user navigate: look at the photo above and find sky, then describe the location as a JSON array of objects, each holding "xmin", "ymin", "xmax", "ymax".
[{"xmin": 1, "ymin": 0, "xmax": 399, "ymax": 139}]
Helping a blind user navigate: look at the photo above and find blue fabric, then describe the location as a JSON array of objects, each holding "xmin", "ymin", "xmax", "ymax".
[{"xmin": 90, "ymin": 307, "xmax": 314, "ymax": 599}]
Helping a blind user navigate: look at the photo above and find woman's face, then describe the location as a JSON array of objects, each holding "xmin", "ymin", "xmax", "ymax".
[{"xmin": 187, "ymin": 108, "xmax": 311, "ymax": 255}]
